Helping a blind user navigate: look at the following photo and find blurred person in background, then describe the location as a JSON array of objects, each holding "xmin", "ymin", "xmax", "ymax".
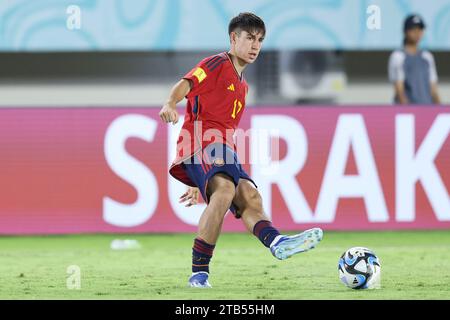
[{"xmin": 388, "ymin": 14, "xmax": 441, "ymax": 105}]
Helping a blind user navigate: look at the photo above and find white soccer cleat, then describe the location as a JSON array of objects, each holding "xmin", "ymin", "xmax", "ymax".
[
  {"xmin": 188, "ymin": 271, "xmax": 212, "ymax": 288},
  {"xmin": 270, "ymin": 228, "xmax": 323, "ymax": 260}
]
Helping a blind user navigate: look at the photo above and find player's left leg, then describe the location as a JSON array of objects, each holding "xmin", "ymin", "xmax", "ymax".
[{"xmin": 232, "ymin": 179, "xmax": 323, "ymax": 260}]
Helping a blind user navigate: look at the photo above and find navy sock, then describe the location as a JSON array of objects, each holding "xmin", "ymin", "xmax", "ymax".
[
  {"xmin": 253, "ymin": 220, "xmax": 281, "ymax": 248},
  {"xmin": 192, "ymin": 238, "xmax": 215, "ymax": 274}
]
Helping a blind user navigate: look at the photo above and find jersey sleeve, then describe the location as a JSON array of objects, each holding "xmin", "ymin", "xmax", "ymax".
[
  {"xmin": 388, "ymin": 51, "xmax": 406, "ymax": 83},
  {"xmin": 182, "ymin": 56, "xmax": 225, "ymax": 99},
  {"xmin": 422, "ymin": 51, "xmax": 438, "ymax": 83}
]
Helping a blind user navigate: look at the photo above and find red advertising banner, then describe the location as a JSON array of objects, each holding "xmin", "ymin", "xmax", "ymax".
[{"xmin": 0, "ymin": 106, "xmax": 449, "ymax": 234}]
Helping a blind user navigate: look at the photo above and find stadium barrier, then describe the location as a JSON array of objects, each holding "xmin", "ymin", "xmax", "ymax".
[{"xmin": 0, "ymin": 106, "xmax": 449, "ymax": 234}]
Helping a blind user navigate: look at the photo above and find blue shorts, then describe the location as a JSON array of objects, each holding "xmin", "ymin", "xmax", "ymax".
[{"xmin": 181, "ymin": 143, "xmax": 257, "ymax": 218}]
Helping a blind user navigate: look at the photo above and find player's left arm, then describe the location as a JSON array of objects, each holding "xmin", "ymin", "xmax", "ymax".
[{"xmin": 431, "ymin": 82, "xmax": 441, "ymax": 105}]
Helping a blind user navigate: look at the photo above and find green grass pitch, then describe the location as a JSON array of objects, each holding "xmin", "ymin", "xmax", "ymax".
[{"xmin": 0, "ymin": 230, "xmax": 449, "ymax": 299}]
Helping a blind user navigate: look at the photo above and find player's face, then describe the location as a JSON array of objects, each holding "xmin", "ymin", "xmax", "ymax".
[
  {"xmin": 232, "ymin": 30, "xmax": 265, "ymax": 64},
  {"xmin": 405, "ymin": 27, "xmax": 424, "ymax": 45}
]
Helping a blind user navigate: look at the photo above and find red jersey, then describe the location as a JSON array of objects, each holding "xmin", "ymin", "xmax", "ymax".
[{"xmin": 169, "ymin": 52, "xmax": 249, "ymax": 186}]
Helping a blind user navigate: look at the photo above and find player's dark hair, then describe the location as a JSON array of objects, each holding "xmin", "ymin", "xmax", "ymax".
[{"xmin": 228, "ymin": 12, "xmax": 266, "ymax": 37}]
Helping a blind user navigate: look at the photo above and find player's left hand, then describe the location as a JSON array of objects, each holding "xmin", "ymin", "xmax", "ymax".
[{"xmin": 179, "ymin": 187, "xmax": 200, "ymax": 207}]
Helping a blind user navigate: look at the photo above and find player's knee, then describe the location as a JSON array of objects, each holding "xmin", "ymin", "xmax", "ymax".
[
  {"xmin": 241, "ymin": 186, "xmax": 263, "ymax": 211},
  {"xmin": 248, "ymin": 187, "xmax": 262, "ymax": 204}
]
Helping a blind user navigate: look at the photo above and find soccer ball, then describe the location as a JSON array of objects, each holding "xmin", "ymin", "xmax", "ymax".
[{"xmin": 338, "ymin": 247, "xmax": 381, "ymax": 289}]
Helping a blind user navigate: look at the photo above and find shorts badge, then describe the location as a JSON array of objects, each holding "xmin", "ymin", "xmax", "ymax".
[{"xmin": 213, "ymin": 158, "xmax": 225, "ymax": 167}]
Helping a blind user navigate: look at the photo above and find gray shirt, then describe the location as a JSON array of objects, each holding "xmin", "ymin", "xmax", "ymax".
[{"xmin": 388, "ymin": 50, "xmax": 438, "ymax": 104}]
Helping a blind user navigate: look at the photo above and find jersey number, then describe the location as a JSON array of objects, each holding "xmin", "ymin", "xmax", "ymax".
[{"xmin": 231, "ymin": 99, "xmax": 243, "ymax": 119}]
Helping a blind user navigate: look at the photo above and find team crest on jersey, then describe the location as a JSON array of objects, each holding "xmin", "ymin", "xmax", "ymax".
[
  {"xmin": 193, "ymin": 67, "xmax": 207, "ymax": 83},
  {"xmin": 213, "ymin": 158, "xmax": 225, "ymax": 167},
  {"xmin": 227, "ymin": 84, "xmax": 235, "ymax": 91}
]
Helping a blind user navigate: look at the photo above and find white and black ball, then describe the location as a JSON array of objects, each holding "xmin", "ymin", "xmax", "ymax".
[{"xmin": 338, "ymin": 247, "xmax": 381, "ymax": 289}]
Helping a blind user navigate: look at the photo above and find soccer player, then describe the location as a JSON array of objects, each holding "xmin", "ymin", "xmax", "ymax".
[
  {"xmin": 388, "ymin": 14, "xmax": 441, "ymax": 104},
  {"xmin": 159, "ymin": 12, "xmax": 323, "ymax": 288}
]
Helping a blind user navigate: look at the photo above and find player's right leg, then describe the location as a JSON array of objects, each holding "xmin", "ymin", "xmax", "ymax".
[
  {"xmin": 186, "ymin": 172, "xmax": 236, "ymax": 288},
  {"xmin": 197, "ymin": 173, "xmax": 235, "ymax": 245}
]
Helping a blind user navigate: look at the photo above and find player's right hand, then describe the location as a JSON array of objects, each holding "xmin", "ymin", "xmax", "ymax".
[{"xmin": 159, "ymin": 102, "xmax": 179, "ymax": 124}]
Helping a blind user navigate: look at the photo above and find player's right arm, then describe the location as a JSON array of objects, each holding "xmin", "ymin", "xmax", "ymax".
[
  {"xmin": 388, "ymin": 51, "xmax": 408, "ymax": 104},
  {"xmin": 160, "ymin": 54, "xmax": 225, "ymax": 124},
  {"xmin": 159, "ymin": 79, "xmax": 193, "ymax": 124}
]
